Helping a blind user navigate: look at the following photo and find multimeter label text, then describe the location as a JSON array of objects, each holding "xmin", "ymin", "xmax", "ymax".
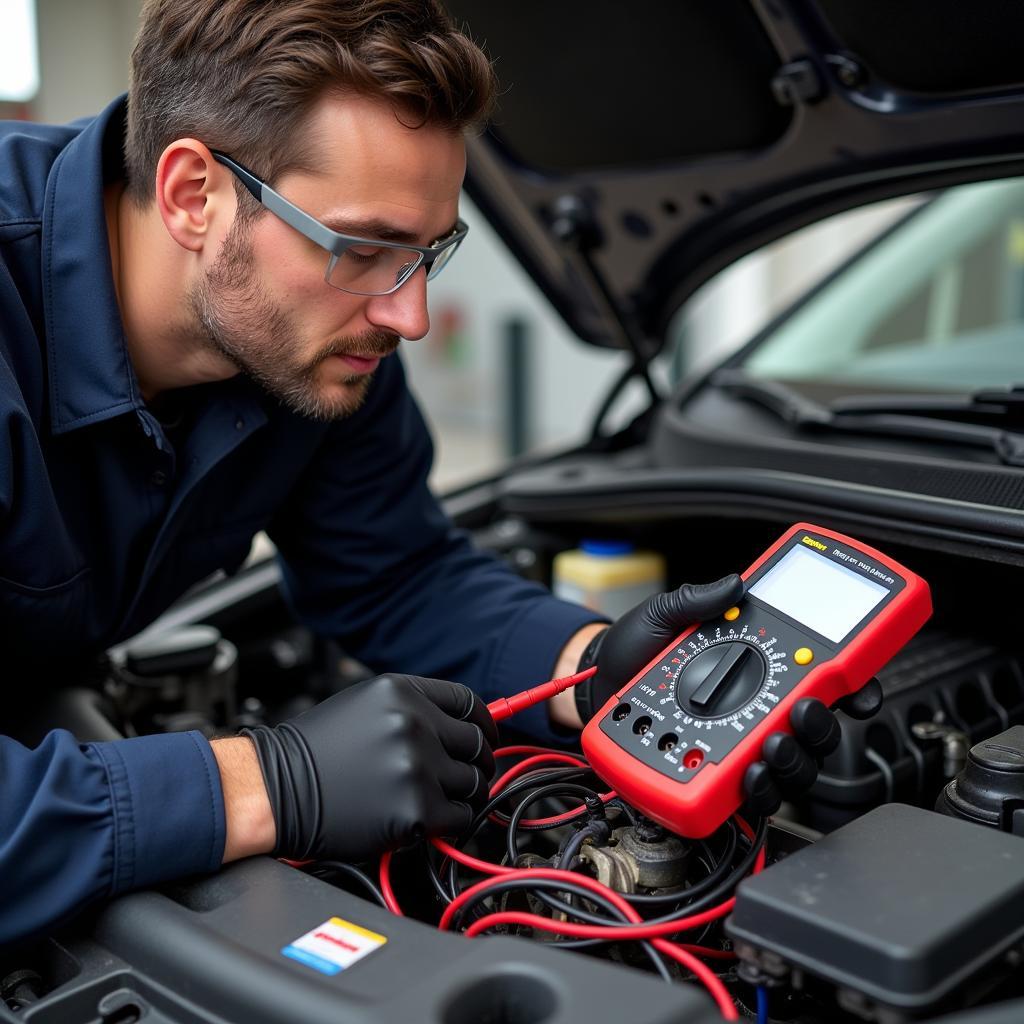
[{"xmin": 831, "ymin": 548, "xmax": 895, "ymax": 585}]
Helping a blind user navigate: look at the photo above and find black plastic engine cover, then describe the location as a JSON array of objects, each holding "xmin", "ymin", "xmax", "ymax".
[
  {"xmin": 727, "ymin": 803, "xmax": 1024, "ymax": 1011},
  {"xmin": 1, "ymin": 858, "xmax": 721, "ymax": 1024}
]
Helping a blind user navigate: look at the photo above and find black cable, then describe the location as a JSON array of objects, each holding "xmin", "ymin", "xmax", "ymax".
[
  {"xmin": 448, "ymin": 876, "xmax": 672, "ymax": 983},
  {"xmin": 425, "ymin": 845, "xmax": 457, "ymax": 905},
  {"xmin": 308, "ymin": 860, "xmax": 388, "ymax": 909},
  {"xmin": 866, "ymin": 747, "xmax": 895, "ymax": 803},
  {"xmin": 488, "ymin": 770, "xmax": 605, "ymax": 831},
  {"xmin": 557, "ymin": 824, "xmax": 599, "ymax": 870},
  {"xmin": 483, "ymin": 767, "xmax": 593, "ymax": 826},
  {"xmin": 438, "ymin": 766, "xmax": 595, "ymax": 903},
  {"xmin": 506, "ymin": 783, "xmax": 603, "ymax": 863},
  {"xmin": 608, "ymin": 798, "xmax": 637, "ymax": 825}
]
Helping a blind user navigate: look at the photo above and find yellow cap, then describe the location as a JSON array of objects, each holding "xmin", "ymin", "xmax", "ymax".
[
  {"xmin": 723, "ymin": 607, "xmax": 741, "ymax": 622},
  {"xmin": 794, "ymin": 647, "xmax": 814, "ymax": 666}
]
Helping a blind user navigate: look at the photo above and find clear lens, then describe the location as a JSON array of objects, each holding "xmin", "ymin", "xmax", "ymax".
[
  {"xmin": 327, "ymin": 245, "xmax": 424, "ymax": 296},
  {"xmin": 425, "ymin": 237, "xmax": 461, "ymax": 280}
]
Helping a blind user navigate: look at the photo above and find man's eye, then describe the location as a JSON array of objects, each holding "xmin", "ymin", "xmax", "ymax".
[{"xmin": 347, "ymin": 245, "xmax": 385, "ymax": 261}]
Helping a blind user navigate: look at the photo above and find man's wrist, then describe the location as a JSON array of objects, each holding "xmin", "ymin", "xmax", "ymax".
[
  {"xmin": 548, "ymin": 622, "xmax": 609, "ymax": 729},
  {"xmin": 211, "ymin": 736, "xmax": 277, "ymax": 863}
]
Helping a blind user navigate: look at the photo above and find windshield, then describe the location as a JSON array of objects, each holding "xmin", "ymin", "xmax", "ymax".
[{"xmin": 742, "ymin": 178, "xmax": 1024, "ymax": 394}]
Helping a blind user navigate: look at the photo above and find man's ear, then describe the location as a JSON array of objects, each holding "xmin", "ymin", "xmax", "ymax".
[{"xmin": 154, "ymin": 140, "xmax": 235, "ymax": 252}]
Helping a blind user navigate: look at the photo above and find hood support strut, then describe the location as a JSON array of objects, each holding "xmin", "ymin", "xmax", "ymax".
[{"xmin": 547, "ymin": 193, "xmax": 662, "ymax": 435}]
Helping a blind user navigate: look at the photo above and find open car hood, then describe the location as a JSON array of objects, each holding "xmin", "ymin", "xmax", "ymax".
[{"xmin": 446, "ymin": 0, "xmax": 1024, "ymax": 354}]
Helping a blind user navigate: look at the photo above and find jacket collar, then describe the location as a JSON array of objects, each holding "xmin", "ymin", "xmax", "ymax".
[{"xmin": 42, "ymin": 95, "xmax": 144, "ymax": 435}]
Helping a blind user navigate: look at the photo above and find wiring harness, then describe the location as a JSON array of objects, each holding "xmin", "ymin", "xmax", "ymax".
[{"xmin": 361, "ymin": 744, "xmax": 767, "ymax": 1021}]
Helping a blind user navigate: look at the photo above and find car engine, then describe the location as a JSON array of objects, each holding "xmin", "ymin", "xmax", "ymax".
[{"xmin": 4, "ymin": 503, "xmax": 1024, "ymax": 1024}]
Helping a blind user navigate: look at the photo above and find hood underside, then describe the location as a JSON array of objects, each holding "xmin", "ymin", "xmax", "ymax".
[{"xmin": 445, "ymin": 0, "xmax": 1024, "ymax": 353}]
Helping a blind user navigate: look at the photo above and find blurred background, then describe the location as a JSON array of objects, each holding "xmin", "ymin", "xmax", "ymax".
[{"xmin": 0, "ymin": 0, "xmax": 909, "ymax": 490}]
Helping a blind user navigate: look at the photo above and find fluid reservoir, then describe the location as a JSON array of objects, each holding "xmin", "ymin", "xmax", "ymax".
[{"xmin": 553, "ymin": 540, "xmax": 666, "ymax": 620}]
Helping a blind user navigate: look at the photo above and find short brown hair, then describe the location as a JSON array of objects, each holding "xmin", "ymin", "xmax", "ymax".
[{"xmin": 124, "ymin": 0, "xmax": 495, "ymax": 205}]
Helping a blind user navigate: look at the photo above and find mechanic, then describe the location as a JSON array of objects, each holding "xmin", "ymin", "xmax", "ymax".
[{"xmin": 0, "ymin": 0, "xmax": 868, "ymax": 946}]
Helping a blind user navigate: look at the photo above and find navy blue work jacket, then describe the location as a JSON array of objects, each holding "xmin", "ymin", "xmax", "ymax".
[{"xmin": 0, "ymin": 97, "xmax": 600, "ymax": 945}]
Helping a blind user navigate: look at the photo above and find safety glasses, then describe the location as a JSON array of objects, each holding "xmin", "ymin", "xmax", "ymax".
[{"xmin": 212, "ymin": 151, "xmax": 468, "ymax": 296}]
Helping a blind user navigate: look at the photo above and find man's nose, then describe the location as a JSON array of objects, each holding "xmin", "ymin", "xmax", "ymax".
[{"xmin": 365, "ymin": 267, "xmax": 430, "ymax": 341}]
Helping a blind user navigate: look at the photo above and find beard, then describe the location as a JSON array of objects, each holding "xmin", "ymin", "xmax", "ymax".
[{"xmin": 187, "ymin": 219, "xmax": 400, "ymax": 421}]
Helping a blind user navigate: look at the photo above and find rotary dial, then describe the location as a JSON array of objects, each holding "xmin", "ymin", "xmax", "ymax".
[{"xmin": 643, "ymin": 624, "xmax": 791, "ymax": 735}]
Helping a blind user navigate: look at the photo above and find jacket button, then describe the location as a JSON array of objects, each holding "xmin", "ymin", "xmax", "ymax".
[{"xmin": 150, "ymin": 470, "xmax": 168, "ymax": 487}]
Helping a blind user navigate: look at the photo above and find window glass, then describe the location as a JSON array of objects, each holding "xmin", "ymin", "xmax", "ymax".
[
  {"xmin": 669, "ymin": 196, "xmax": 918, "ymax": 380},
  {"xmin": 742, "ymin": 177, "xmax": 1024, "ymax": 392}
]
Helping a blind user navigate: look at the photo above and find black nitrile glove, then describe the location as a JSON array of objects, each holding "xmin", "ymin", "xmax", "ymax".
[
  {"xmin": 575, "ymin": 575, "xmax": 747, "ymax": 724},
  {"xmin": 241, "ymin": 674, "xmax": 497, "ymax": 862},
  {"xmin": 743, "ymin": 677, "xmax": 883, "ymax": 818}
]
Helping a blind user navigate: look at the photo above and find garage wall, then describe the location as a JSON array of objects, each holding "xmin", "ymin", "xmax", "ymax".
[{"xmin": 33, "ymin": 0, "xmax": 141, "ymax": 123}]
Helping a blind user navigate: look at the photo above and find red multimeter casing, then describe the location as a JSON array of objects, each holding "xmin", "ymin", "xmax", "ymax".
[{"xmin": 580, "ymin": 523, "xmax": 932, "ymax": 838}]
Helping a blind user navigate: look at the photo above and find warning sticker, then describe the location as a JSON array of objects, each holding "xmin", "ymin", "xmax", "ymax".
[{"xmin": 282, "ymin": 917, "xmax": 387, "ymax": 976}]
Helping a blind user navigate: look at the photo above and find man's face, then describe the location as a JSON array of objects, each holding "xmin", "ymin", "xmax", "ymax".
[{"xmin": 189, "ymin": 92, "xmax": 467, "ymax": 419}]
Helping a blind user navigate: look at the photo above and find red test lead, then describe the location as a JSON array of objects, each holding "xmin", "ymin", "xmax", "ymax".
[{"xmin": 486, "ymin": 666, "xmax": 598, "ymax": 723}]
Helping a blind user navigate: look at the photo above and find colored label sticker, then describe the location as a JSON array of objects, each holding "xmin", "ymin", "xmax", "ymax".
[{"xmin": 282, "ymin": 916, "xmax": 387, "ymax": 976}]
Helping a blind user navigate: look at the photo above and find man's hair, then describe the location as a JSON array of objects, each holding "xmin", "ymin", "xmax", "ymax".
[{"xmin": 124, "ymin": 0, "xmax": 495, "ymax": 206}]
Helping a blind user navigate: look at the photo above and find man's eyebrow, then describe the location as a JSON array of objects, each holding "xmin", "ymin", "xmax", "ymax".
[{"xmin": 319, "ymin": 215, "xmax": 459, "ymax": 246}]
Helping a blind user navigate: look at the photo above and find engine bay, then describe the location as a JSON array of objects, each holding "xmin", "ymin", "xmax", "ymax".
[{"xmin": 5, "ymin": 499, "xmax": 1024, "ymax": 1024}]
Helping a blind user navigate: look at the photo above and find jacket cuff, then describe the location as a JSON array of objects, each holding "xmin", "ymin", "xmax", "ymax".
[
  {"xmin": 87, "ymin": 731, "xmax": 226, "ymax": 894},
  {"xmin": 488, "ymin": 596, "xmax": 608, "ymax": 743}
]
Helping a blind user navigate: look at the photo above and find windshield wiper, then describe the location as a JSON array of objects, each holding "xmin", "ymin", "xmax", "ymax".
[
  {"xmin": 709, "ymin": 369, "xmax": 1024, "ymax": 467},
  {"xmin": 829, "ymin": 385, "xmax": 1024, "ymax": 425}
]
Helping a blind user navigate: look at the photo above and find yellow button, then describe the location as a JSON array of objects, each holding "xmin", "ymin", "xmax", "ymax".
[
  {"xmin": 794, "ymin": 647, "xmax": 814, "ymax": 666},
  {"xmin": 724, "ymin": 607, "xmax": 740, "ymax": 622}
]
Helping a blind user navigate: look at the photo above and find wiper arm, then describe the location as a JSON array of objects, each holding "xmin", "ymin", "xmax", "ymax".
[
  {"xmin": 709, "ymin": 370, "xmax": 833, "ymax": 426},
  {"xmin": 709, "ymin": 369, "xmax": 1024, "ymax": 467},
  {"xmin": 829, "ymin": 384, "xmax": 1024, "ymax": 425}
]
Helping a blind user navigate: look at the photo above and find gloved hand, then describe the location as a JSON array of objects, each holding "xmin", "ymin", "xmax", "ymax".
[
  {"xmin": 241, "ymin": 674, "xmax": 497, "ymax": 863},
  {"xmin": 742, "ymin": 678, "xmax": 882, "ymax": 817},
  {"xmin": 573, "ymin": 576, "xmax": 883, "ymax": 817},
  {"xmin": 574, "ymin": 575, "xmax": 747, "ymax": 724}
]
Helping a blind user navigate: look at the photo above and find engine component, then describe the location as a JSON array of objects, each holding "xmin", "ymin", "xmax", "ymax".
[
  {"xmin": 937, "ymin": 725, "xmax": 1024, "ymax": 835},
  {"xmin": 108, "ymin": 625, "xmax": 239, "ymax": 736},
  {"xmin": 579, "ymin": 823, "xmax": 690, "ymax": 892},
  {"xmin": 911, "ymin": 721, "xmax": 970, "ymax": 780},
  {"xmin": 727, "ymin": 803, "xmax": 1024, "ymax": 1018},
  {"xmin": 807, "ymin": 632, "xmax": 1024, "ymax": 829}
]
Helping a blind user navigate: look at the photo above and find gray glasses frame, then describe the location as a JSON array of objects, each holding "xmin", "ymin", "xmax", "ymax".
[{"xmin": 211, "ymin": 151, "xmax": 468, "ymax": 295}]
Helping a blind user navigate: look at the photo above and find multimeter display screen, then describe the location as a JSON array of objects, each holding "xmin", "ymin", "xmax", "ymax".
[{"xmin": 748, "ymin": 545, "xmax": 889, "ymax": 643}]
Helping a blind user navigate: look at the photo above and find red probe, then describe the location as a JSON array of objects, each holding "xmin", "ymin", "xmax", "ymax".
[{"xmin": 486, "ymin": 666, "xmax": 597, "ymax": 722}]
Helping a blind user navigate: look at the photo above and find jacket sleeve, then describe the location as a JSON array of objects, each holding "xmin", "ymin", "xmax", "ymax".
[
  {"xmin": 0, "ymin": 729, "xmax": 226, "ymax": 948},
  {"xmin": 268, "ymin": 356, "xmax": 604, "ymax": 741}
]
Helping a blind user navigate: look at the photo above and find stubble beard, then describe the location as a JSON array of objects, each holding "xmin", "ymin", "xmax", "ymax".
[{"xmin": 187, "ymin": 218, "xmax": 399, "ymax": 421}]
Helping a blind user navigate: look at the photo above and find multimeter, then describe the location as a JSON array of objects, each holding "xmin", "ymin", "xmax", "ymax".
[{"xmin": 580, "ymin": 523, "xmax": 932, "ymax": 838}]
